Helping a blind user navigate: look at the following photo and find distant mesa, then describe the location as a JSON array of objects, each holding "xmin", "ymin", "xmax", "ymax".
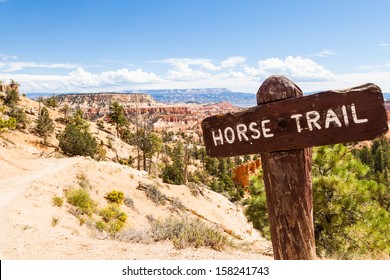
[{"xmin": 53, "ymin": 92, "xmax": 242, "ymax": 129}]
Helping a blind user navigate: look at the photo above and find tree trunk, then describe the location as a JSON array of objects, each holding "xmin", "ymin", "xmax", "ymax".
[{"xmin": 257, "ymin": 75, "xmax": 316, "ymax": 260}]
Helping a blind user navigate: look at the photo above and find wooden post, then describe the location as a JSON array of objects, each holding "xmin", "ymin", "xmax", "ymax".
[
  {"xmin": 257, "ymin": 75, "xmax": 316, "ymax": 259},
  {"xmin": 201, "ymin": 75, "xmax": 388, "ymax": 259}
]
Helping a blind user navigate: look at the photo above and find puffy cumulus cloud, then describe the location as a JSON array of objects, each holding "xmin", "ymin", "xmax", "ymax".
[
  {"xmin": 65, "ymin": 67, "xmax": 160, "ymax": 88},
  {"xmin": 167, "ymin": 63, "xmax": 212, "ymax": 81},
  {"xmin": 10, "ymin": 55, "xmax": 390, "ymax": 95},
  {"xmin": 220, "ymin": 56, "xmax": 246, "ymax": 68},
  {"xmin": 245, "ymin": 56, "xmax": 334, "ymax": 81},
  {"xmin": 162, "ymin": 58, "xmax": 220, "ymax": 71},
  {"xmin": 163, "ymin": 59, "xmax": 215, "ymax": 81}
]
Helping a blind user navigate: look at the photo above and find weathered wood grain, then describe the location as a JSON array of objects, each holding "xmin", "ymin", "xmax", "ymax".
[
  {"xmin": 202, "ymin": 80, "xmax": 388, "ymax": 157},
  {"xmin": 259, "ymin": 76, "xmax": 316, "ymax": 260}
]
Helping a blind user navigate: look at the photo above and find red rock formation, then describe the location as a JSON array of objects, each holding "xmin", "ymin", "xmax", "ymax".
[{"xmin": 233, "ymin": 159, "xmax": 261, "ymax": 188}]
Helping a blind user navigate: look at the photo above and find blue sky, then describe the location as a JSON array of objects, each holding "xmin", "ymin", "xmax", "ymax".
[{"xmin": 0, "ymin": 0, "xmax": 389, "ymax": 94}]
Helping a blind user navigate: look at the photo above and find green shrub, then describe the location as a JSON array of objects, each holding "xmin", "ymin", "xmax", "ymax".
[
  {"xmin": 35, "ymin": 106, "xmax": 54, "ymax": 144},
  {"xmin": 99, "ymin": 204, "xmax": 127, "ymax": 223},
  {"xmin": 66, "ymin": 188, "xmax": 96, "ymax": 216},
  {"xmin": 42, "ymin": 96, "xmax": 59, "ymax": 108},
  {"xmin": 52, "ymin": 196, "xmax": 64, "ymax": 207},
  {"xmin": 144, "ymin": 184, "xmax": 166, "ymax": 205},
  {"xmin": 149, "ymin": 216, "xmax": 229, "ymax": 250},
  {"xmin": 98, "ymin": 204, "xmax": 127, "ymax": 235},
  {"xmin": 104, "ymin": 190, "xmax": 124, "ymax": 204},
  {"xmin": 58, "ymin": 122, "xmax": 97, "ymax": 157},
  {"xmin": 124, "ymin": 196, "xmax": 135, "ymax": 209},
  {"xmin": 95, "ymin": 220, "xmax": 107, "ymax": 232},
  {"xmin": 0, "ymin": 116, "xmax": 17, "ymax": 132},
  {"xmin": 107, "ymin": 220, "xmax": 125, "ymax": 235},
  {"xmin": 8, "ymin": 106, "xmax": 29, "ymax": 129},
  {"xmin": 51, "ymin": 216, "xmax": 60, "ymax": 227},
  {"xmin": 4, "ymin": 89, "xmax": 19, "ymax": 106},
  {"xmin": 170, "ymin": 197, "xmax": 185, "ymax": 212},
  {"xmin": 162, "ymin": 164, "xmax": 185, "ymax": 185}
]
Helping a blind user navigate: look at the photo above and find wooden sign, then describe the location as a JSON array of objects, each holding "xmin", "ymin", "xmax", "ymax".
[{"xmin": 202, "ymin": 83, "xmax": 388, "ymax": 157}]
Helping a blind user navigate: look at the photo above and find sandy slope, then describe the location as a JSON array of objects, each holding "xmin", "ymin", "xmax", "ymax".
[{"xmin": 0, "ymin": 135, "xmax": 272, "ymax": 260}]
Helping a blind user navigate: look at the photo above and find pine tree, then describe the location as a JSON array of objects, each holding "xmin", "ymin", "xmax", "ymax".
[
  {"xmin": 162, "ymin": 141, "xmax": 185, "ymax": 185},
  {"xmin": 108, "ymin": 102, "xmax": 127, "ymax": 138},
  {"xmin": 5, "ymin": 89, "xmax": 19, "ymax": 106},
  {"xmin": 58, "ymin": 111, "xmax": 97, "ymax": 157},
  {"xmin": 35, "ymin": 107, "xmax": 54, "ymax": 144},
  {"xmin": 245, "ymin": 144, "xmax": 390, "ymax": 259}
]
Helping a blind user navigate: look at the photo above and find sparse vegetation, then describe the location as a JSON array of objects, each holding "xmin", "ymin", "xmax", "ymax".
[
  {"xmin": 149, "ymin": 216, "xmax": 229, "ymax": 250},
  {"xmin": 7, "ymin": 106, "xmax": 29, "ymax": 129},
  {"xmin": 66, "ymin": 188, "xmax": 96, "ymax": 216},
  {"xmin": 42, "ymin": 96, "xmax": 59, "ymax": 108},
  {"xmin": 99, "ymin": 204, "xmax": 127, "ymax": 223},
  {"xmin": 51, "ymin": 216, "xmax": 60, "ymax": 227},
  {"xmin": 124, "ymin": 196, "xmax": 135, "ymax": 209},
  {"xmin": 52, "ymin": 195, "xmax": 64, "ymax": 207},
  {"xmin": 4, "ymin": 89, "xmax": 19, "ymax": 106},
  {"xmin": 144, "ymin": 184, "xmax": 167, "ymax": 205},
  {"xmin": 95, "ymin": 220, "xmax": 107, "ymax": 232},
  {"xmin": 170, "ymin": 197, "xmax": 185, "ymax": 212},
  {"xmin": 98, "ymin": 204, "xmax": 127, "ymax": 235},
  {"xmin": 104, "ymin": 190, "xmax": 124, "ymax": 204}
]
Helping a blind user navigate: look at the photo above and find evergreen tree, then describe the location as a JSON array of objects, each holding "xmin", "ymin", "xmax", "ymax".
[
  {"xmin": 5, "ymin": 89, "xmax": 19, "ymax": 106},
  {"xmin": 59, "ymin": 104, "xmax": 71, "ymax": 122},
  {"xmin": 35, "ymin": 107, "xmax": 54, "ymax": 144},
  {"xmin": 0, "ymin": 100, "xmax": 16, "ymax": 132},
  {"xmin": 162, "ymin": 141, "xmax": 185, "ymax": 185},
  {"xmin": 8, "ymin": 106, "xmax": 29, "ymax": 129},
  {"xmin": 58, "ymin": 111, "xmax": 97, "ymax": 157},
  {"xmin": 245, "ymin": 144, "xmax": 390, "ymax": 259},
  {"xmin": 108, "ymin": 102, "xmax": 127, "ymax": 138}
]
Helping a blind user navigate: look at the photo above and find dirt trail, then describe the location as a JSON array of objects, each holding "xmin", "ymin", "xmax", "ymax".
[
  {"xmin": 0, "ymin": 158, "xmax": 75, "ymax": 213},
  {"xmin": 0, "ymin": 157, "xmax": 78, "ymax": 258},
  {"xmin": 0, "ymin": 151, "xmax": 271, "ymax": 259}
]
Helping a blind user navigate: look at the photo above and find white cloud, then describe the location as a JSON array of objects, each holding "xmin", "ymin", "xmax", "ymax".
[
  {"xmin": 0, "ymin": 61, "xmax": 79, "ymax": 72},
  {"xmin": 0, "ymin": 54, "xmax": 18, "ymax": 61},
  {"xmin": 166, "ymin": 62, "xmax": 212, "ymax": 81},
  {"xmin": 245, "ymin": 56, "xmax": 334, "ymax": 81},
  {"xmin": 65, "ymin": 67, "xmax": 160, "ymax": 88},
  {"xmin": 220, "ymin": 56, "xmax": 246, "ymax": 68},
  {"xmin": 161, "ymin": 58, "xmax": 220, "ymax": 71},
  {"xmin": 298, "ymin": 71, "xmax": 390, "ymax": 93},
  {"xmin": 315, "ymin": 49, "xmax": 336, "ymax": 57},
  {"xmin": 5, "ymin": 55, "xmax": 390, "ymax": 96}
]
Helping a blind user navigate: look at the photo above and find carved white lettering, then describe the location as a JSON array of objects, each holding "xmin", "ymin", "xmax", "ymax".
[
  {"xmin": 212, "ymin": 129, "xmax": 224, "ymax": 146},
  {"xmin": 224, "ymin": 127, "xmax": 235, "ymax": 144},
  {"xmin": 291, "ymin": 114, "xmax": 303, "ymax": 133},
  {"xmin": 306, "ymin": 111, "xmax": 321, "ymax": 131},
  {"xmin": 249, "ymin": 122, "xmax": 261, "ymax": 139},
  {"xmin": 261, "ymin": 120, "xmax": 274, "ymax": 138},
  {"xmin": 325, "ymin": 109, "xmax": 342, "ymax": 128},
  {"xmin": 351, "ymin": 103, "xmax": 368, "ymax": 124},
  {"xmin": 341, "ymin": 105, "xmax": 349, "ymax": 126},
  {"xmin": 236, "ymin": 124, "xmax": 249, "ymax": 141}
]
